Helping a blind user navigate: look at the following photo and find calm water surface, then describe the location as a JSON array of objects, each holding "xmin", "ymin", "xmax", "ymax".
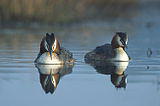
[{"xmin": 1, "ymin": 7, "xmax": 160, "ymax": 106}]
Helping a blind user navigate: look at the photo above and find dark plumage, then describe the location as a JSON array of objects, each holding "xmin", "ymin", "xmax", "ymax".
[{"xmin": 85, "ymin": 44, "xmax": 116, "ymax": 62}]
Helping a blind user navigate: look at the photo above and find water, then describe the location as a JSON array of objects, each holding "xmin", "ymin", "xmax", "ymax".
[{"xmin": 1, "ymin": 5, "xmax": 160, "ymax": 106}]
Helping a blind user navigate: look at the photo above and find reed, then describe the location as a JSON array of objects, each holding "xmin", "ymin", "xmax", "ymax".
[{"xmin": 0, "ymin": 0, "xmax": 138, "ymax": 25}]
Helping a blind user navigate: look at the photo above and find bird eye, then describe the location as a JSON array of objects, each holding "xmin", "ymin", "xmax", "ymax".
[
  {"xmin": 119, "ymin": 39, "xmax": 126, "ymax": 47},
  {"xmin": 52, "ymin": 40, "xmax": 57, "ymax": 51},
  {"xmin": 52, "ymin": 45, "xmax": 55, "ymax": 50},
  {"xmin": 120, "ymin": 39, "xmax": 124, "ymax": 44},
  {"xmin": 51, "ymin": 78, "xmax": 54, "ymax": 84}
]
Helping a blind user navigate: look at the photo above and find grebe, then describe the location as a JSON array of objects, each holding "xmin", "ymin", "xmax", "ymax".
[
  {"xmin": 35, "ymin": 33, "xmax": 74, "ymax": 64},
  {"xmin": 85, "ymin": 32, "xmax": 130, "ymax": 62}
]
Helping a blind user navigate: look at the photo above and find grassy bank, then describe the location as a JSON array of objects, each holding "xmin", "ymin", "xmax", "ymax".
[{"xmin": 0, "ymin": 0, "xmax": 139, "ymax": 25}]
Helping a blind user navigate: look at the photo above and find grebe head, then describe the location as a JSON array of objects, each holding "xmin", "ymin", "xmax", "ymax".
[
  {"xmin": 44, "ymin": 33, "xmax": 60, "ymax": 60},
  {"xmin": 111, "ymin": 32, "xmax": 128, "ymax": 49}
]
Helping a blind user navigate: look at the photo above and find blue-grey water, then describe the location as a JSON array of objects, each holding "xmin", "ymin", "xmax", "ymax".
[{"xmin": 1, "ymin": 4, "xmax": 160, "ymax": 106}]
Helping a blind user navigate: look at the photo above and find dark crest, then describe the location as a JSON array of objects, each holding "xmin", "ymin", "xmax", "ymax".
[
  {"xmin": 46, "ymin": 33, "xmax": 55, "ymax": 45},
  {"xmin": 116, "ymin": 32, "xmax": 127, "ymax": 42}
]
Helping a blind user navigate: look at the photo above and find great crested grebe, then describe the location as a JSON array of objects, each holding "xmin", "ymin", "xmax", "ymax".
[
  {"xmin": 35, "ymin": 33, "xmax": 74, "ymax": 64},
  {"xmin": 85, "ymin": 32, "xmax": 130, "ymax": 62}
]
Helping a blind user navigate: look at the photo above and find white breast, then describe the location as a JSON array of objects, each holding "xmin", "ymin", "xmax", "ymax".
[
  {"xmin": 36, "ymin": 52, "xmax": 64, "ymax": 65},
  {"xmin": 113, "ymin": 48, "xmax": 129, "ymax": 62}
]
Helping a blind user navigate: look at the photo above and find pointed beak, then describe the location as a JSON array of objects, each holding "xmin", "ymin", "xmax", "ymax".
[
  {"xmin": 48, "ymin": 47, "xmax": 53, "ymax": 60},
  {"xmin": 121, "ymin": 40, "xmax": 128, "ymax": 49},
  {"xmin": 49, "ymin": 50, "xmax": 52, "ymax": 60},
  {"xmin": 48, "ymin": 71, "xmax": 53, "ymax": 80},
  {"xmin": 124, "ymin": 43, "xmax": 128, "ymax": 49}
]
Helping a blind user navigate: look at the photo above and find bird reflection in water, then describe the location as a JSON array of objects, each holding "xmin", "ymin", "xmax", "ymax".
[
  {"xmin": 86, "ymin": 61, "xmax": 129, "ymax": 88},
  {"xmin": 35, "ymin": 64, "xmax": 74, "ymax": 94}
]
